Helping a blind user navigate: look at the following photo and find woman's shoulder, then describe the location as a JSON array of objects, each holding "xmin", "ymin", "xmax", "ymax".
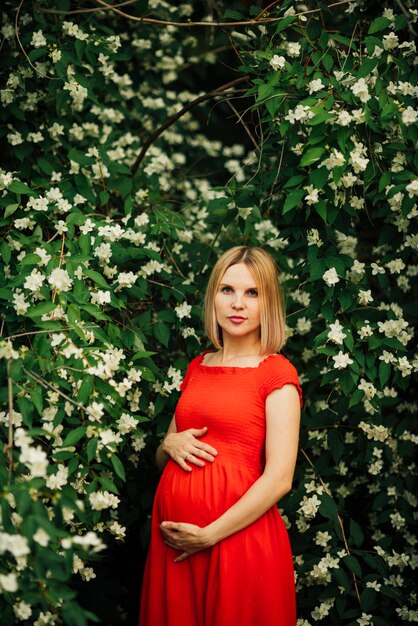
[
  {"xmin": 262, "ymin": 352, "xmax": 299, "ymax": 373},
  {"xmin": 257, "ymin": 353, "xmax": 303, "ymax": 406}
]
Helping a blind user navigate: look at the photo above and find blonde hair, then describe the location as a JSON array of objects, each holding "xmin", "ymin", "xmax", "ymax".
[{"xmin": 203, "ymin": 246, "xmax": 286, "ymax": 354}]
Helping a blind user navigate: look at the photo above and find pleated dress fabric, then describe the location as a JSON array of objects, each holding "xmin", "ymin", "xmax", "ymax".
[{"xmin": 139, "ymin": 351, "xmax": 303, "ymax": 626}]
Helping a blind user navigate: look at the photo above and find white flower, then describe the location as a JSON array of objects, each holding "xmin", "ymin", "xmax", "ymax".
[
  {"xmin": 322, "ymin": 149, "xmax": 345, "ymax": 170},
  {"xmin": 308, "ymin": 78, "xmax": 324, "ymax": 94},
  {"xmin": 357, "ymin": 613, "xmax": 373, "ymax": 626},
  {"xmin": 116, "ymin": 271, "xmax": 137, "ymax": 289},
  {"xmin": 89, "ymin": 491, "xmax": 120, "ymax": 511},
  {"xmin": 0, "ymin": 340, "xmax": 19, "ymax": 360},
  {"xmin": 237, "ymin": 207, "xmax": 253, "ymax": 220},
  {"xmin": 382, "ymin": 32, "xmax": 399, "ymax": 50},
  {"xmin": 402, "ymin": 106, "xmax": 418, "ymax": 126},
  {"xmin": 314, "ymin": 530, "xmax": 332, "ymax": 547},
  {"xmin": 14, "ymin": 601, "xmax": 32, "ymax": 620},
  {"xmin": 358, "ymin": 378, "xmax": 377, "ymax": 400},
  {"xmin": 287, "ymin": 42, "xmax": 301, "ymax": 57},
  {"xmin": 117, "ymin": 413, "xmax": 138, "ymax": 435},
  {"xmin": 0, "ymin": 532, "xmax": 30, "ymax": 558},
  {"xmin": 31, "ymin": 30, "xmax": 47, "ymax": 48},
  {"xmin": 48, "ymin": 268, "xmax": 73, "ymax": 292},
  {"xmin": 91, "ymin": 290, "xmax": 111, "ymax": 306},
  {"xmin": 0, "ymin": 572, "xmax": 18, "ymax": 592},
  {"xmin": 323, "ymin": 267, "xmax": 340, "ymax": 286},
  {"xmin": 327, "ymin": 320, "xmax": 347, "ymax": 345},
  {"xmin": 304, "ymin": 185, "xmax": 319, "ymax": 205},
  {"xmin": 285, "ymin": 104, "xmax": 314, "ymax": 124},
  {"xmin": 351, "ymin": 78, "xmax": 371, "ymax": 103},
  {"xmin": 87, "ymin": 402, "xmax": 104, "ymax": 422},
  {"xmin": 358, "ymin": 289, "xmax": 373, "ymax": 305},
  {"xmin": 405, "ymin": 179, "xmax": 418, "ymax": 198},
  {"xmin": 307, "ymin": 228, "xmax": 323, "ymax": 247},
  {"xmin": 24, "ymin": 268, "xmax": 45, "ymax": 292},
  {"xmin": 332, "ymin": 351, "xmax": 353, "ymax": 369},
  {"xmin": 33, "ymin": 528, "xmax": 50, "ymax": 547},
  {"xmin": 298, "ymin": 494, "xmax": 321, "ymax": 519},
  {"xmin": 336, "ymin": 110, "xmax": 352, "ymax": 126},
  {"xmin": 19, "ymin": 445, "xmax": 49, "ymax": 477},
  {"xmin": 175, "ymin": 302, "xmax": 192, "ymax": 320},
  {"xmin": 269, "ymin": 55, "xmax": 286, "ymax": 71}
]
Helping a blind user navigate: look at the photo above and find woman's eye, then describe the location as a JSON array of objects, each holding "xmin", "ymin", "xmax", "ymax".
[
  {"xmin": 221, "ymin": 286, "xmax": 232, "ymax": 293},
  {"xmin": 247, "ymin": 289, "xmax": 258, "ymax": 297}
]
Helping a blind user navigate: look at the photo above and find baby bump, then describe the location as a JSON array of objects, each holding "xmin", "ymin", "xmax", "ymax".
[{"xmin": 155, "ymin": 459, "xmax": 258, "ymax": 526}]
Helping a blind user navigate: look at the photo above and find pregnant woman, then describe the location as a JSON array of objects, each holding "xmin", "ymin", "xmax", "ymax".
[{"xmin": 139, "ymin": 245, "xmax": 303, "ymax": 626}]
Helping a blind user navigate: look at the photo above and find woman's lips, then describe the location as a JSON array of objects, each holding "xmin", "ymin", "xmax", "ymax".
[{"xmin": 228, "ymin": 316, "xmax": 247, "ymax": 324}]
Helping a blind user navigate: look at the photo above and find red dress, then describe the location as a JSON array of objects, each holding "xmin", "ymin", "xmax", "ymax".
[{"xmin": 139, "ymin": 352, "xmax": 303, "ymax": 626}]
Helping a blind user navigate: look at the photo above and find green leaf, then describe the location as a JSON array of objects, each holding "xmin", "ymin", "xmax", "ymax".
[
  {"xmin": 76, "ymin": 376, "xmax": 94, "ymax": 404},
  {"xmin": 283, "ymin": 189, "xmax": 305, "ymax": 214},
  {"xmin": 5, "ymin": 204, "xmax": 19, "ymax": 218},
  {"xmin": 379, "ymin": 361, "xmax": 391, "ymax": 387},
  {"xmin": 111, "ymin": 455, "xmax": 126, "ymax": 481},
  {"xmin": 87, "ymin": 437, "xmax": 98, "ymax": 462},
  {"xmin": 62, "ymin": 426, "xmax": 87, "ymax": 448},
  {"xmin": 84, "ymin": 269, "xmax": 110, "ymax": 289},
  {"xmin": 328, "ymin": 429, "xmax": 344, "ymax": 463},
  {"xmin": 21, "ymin": 253, "xmax": 42, "ymax": 266},
  {"xmin": 300, "ymin": 147, "xmax": 325, "ymax": 167},
  {"xmin": 368, "ymin": 17, "xmax": 391, "ymax": 34},
  {"xmin": 30, "ymin": 386, "xmax": 43, "ymax": 415},
  {"xmin": 343, "ymin": 555, "xmax": 362, "ymax": 577},
  {"xmin": 7, "ymin": 180, "xmax": 34, "ymax": 195},
  {"xmin": 349, "ymin": 519, "xmax": 364, "ymax": 547},
  {"xmin": 360, "ymin": 588, "xmax": 376, "ymax": 611},
  {"xmin": 154, "ymin": 322, "xmax": 170, "ymax": 347},
  {"xmin": 275, "ymin": 15, "xmax": 296, "ymax": 33},
  {"xmin": 0, "ymin": 241, "xmax": 11, "ymax": 264},
  {"xmin": 25, "ymin": 302, "xmax": 57, "ymax": 318}
]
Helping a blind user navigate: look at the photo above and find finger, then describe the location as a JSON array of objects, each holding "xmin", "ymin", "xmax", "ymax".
[
  {"xmin": 192, "ymin": 447, "xmax": 216, "ymax": 462},
  {"xmin": 194, "ymin": 441, "xmax": 218, "ymax": 456},
  {"xmin": 161, "ymin": 521, "xmax": 182, "ymax": 532},
  {"xmin": 174, "ymin": 552, "xmax": 190, "ymax": 563},
  {"xmin": 186, "ymin": 453, "xmax": 205, "ymax": 467},
  {"xmin": 189, "ymin": 427, "xmax": 208, "ymax": 437},
  {"xmin": 177, "ymin": 456, "xmax": 192, "ymax": 472}
]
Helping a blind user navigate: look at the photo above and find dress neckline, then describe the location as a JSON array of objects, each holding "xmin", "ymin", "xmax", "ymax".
[{"xmin": 198, "ymin": 351, "xmax": 281, "ymax": 371}]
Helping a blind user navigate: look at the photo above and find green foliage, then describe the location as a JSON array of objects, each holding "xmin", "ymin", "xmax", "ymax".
[{"xmin": 0, "ymin": 0, "xmax": 417, "ymax": 625}]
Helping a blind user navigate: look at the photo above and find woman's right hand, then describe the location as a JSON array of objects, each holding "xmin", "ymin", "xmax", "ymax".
[{"xmin": 162, "ymin": 426, "xmax": 218, "ymax": 472}]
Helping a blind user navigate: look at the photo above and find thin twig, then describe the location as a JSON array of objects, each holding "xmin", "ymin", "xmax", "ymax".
[
  {"xmin": 92, "ymin": 0, "xmax": 353, "ymax": 28},
  {"xmin": 224, "ymin": 99, "xmax": 260, "ymax": 151},
  {"xmin": 38, "ymin": 0, "xmax": 137, "ymax": 15},
  {"xmin": 22, "ymin": 366, "xmax": 86, "ymax": 411},
  {"xmin": 5, "ymin": 360, "xmax": 14, "ymax": 483},
  {"xmin": 4, "ymin": 326, "xmax": 99, "ymax": 341},
  {"xmin": 301, "ymin": 448, "xmax": 362, "ymax": 606},
  {"xmin": 15, "ymin": 0, "xmax": 58, "ymax": 80},
  {"xmin": 394, "ymin": 0, "xmax": 417, "ymax": 36},
  {"xmin": 130, "ymin": 76, "xmax": 250, "ymax": 175}
]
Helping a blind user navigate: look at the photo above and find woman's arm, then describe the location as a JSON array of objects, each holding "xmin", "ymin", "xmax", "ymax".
[
  {"xmin": 156, "ymin": 416, "xmax": 218, "ymax": 472},
  {"xmin": 160, "ymin": 384, "xmax": 301, "ymax": 561}
]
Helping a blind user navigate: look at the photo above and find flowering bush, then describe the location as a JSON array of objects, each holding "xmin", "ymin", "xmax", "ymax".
[{"xmin": 0, "ymin": 0, "xmax": 417, "ymax": 625}]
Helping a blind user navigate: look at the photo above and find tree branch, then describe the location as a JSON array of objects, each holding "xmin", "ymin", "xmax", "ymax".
[
  {"xmin": 92, "ymin": 0, "xmax": 353, "ymax": 28},
  {"xmin": 394, "ymin": 0, "xmax": 417, "ymax": 36},
  {"xmin": 5, "ymin": 360, "xmax": 14, "ymax": 483},
  {"xmin": 130, "ymin": 75, "xmax": 250, "ymax": 176}
]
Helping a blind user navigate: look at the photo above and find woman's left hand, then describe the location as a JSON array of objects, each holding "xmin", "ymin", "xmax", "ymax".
[{"xmin": 160, "ymin": 521, "xmax": 214, "ymax": 562}]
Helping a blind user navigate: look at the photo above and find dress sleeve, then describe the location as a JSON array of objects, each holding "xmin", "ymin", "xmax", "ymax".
[{"xmin": 260, "ymin": 355, "xmax": 303, "ymax": 408}]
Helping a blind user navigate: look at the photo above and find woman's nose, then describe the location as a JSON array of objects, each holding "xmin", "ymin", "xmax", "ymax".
[{"xmin": 232, "ymin": 294, "xmax": 244, "ymax": 309}]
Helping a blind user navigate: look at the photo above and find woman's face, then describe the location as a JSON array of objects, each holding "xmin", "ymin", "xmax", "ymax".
[{"xmin": 214, "ymin": 262, "xmax": 261, "ymax": 343}]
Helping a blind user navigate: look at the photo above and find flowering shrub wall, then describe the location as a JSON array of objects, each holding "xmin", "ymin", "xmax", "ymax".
[{"xmin": 0, "ymin": 1, "xmax": 417, "ymax": 625}]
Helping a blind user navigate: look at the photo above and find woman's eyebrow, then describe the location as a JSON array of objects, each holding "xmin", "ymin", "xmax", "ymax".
[{"xmin": 219, "ymin": 283, "xmax": 258, "ymax": 289}]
